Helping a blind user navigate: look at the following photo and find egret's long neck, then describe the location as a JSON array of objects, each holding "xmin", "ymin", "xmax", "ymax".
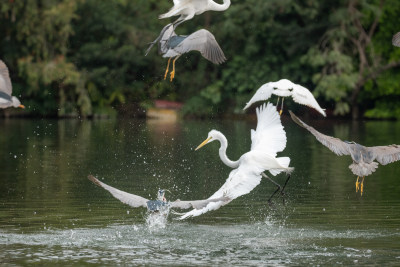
[
  {"xmin": 208, "ymin": 0, "xmax": 231, "ymax": 11},
  {"xmin": 217, "ymin": 134, "xmax": 239, "ymax": 168}
]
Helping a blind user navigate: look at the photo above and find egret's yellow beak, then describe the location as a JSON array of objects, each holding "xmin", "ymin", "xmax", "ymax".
[
  {"xmin": 195, "ymin": 136, "xmax": 212, "ymax": 151},
  {"xmin": 18, "ymin": 105, "xmax": 25, "ymax": 109}
]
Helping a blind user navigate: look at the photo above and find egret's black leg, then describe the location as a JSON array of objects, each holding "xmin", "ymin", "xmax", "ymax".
[
  {"xmin": 280, "ymin": 174, "xmax": 291, "ymax": 196},
  {"xmin": 262, "ymin": 173, "xmax": 281, "ymax": 205}
]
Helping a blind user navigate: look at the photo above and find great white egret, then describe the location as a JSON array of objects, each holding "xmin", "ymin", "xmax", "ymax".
[
  {"xmin": 0, "ymin": 60, "xmax": 24, "ymax": 109},
  {"xmin": 178, "ymin": 103, "xmax": 294, "ymax": 219},
  {"xmin": 393, "ymin": 32, "xmax": 400, "ymax": 47},
  {"xmin": 88, "ymin": 175, "xmax": 229, "ymax": 212},
  {"xmin": 146, "ymin": 23, "xmax": 226, "ymax": 81},
  {"xmin": 159, "ymin": 0, "xmax": 231, "ymax": 29},
  {"xmin": 243, "ymin": 79, "xmax": 326, "ymax": 117},
  {"xmin": 289, "ymin": 111, "xmax": 400, "ymax": 195}
]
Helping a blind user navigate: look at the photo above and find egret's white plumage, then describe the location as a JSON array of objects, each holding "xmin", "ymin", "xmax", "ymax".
[
  {"xmin": 159, "ymin": 0, "xmax": 231, "ymax": 25},
  {"xmin": 243, "ymin": 79, "xmax": 326, "ymax": 117},
  {"xmin": 179, "ymin": 103, "xmax": 293, "ymax": 219},
  {"xmin": 0, "ymin": 60, "xmax": 24, "ymax": 109}
]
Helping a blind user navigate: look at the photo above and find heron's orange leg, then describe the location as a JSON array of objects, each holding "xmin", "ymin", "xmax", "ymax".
[
  {"xmin": 170, "ymin": 55, "xmax": 180, "ymax": 82},
  {"xmin": 355, "ymin": 176, "xmax": 360, "ymax": 192},
  {"xmin": 164, "ymin": 58, "xmax": 172, "ymax": 80},
  {"xmin": 360, "ymin": 176, "xmax": 365, "ymax": 196}
]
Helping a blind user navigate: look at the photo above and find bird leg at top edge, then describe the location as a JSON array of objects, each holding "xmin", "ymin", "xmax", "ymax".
[
  {"xmin": 164, "ymin": 58, "xmax": 172, "ymax": 80},
  {"xmin": 279, "ymin": 97, "xmax": 285, "ymax": 116}
]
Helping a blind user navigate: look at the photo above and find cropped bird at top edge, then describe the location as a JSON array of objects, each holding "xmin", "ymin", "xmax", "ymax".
[
  {"xmin": 159, "ymin": 0, "xmax": 231, "ymax": 29},
  {"xmin": 88, "ymin": 175, "xmax": 229, "ymax": 213},
  {"xmin": 178, "ymin": 103, "xmax": 294, "ymax": 220},
  {"xmin": 146, "ymin": 23, "xmax": 226, "ymax": 81},
  {"xmin": 243, "ymin": 79, "xmax": 326, "ymax": 117},
  {"xmin": 289, "ymin": 111, "xmax": 400, "ymax": 196},
  {"xmin": 0, "ymin": 60, "xmax": 25, "ymax": 109},
  {"xmin": 392, "ymin": 32, "xmax": 400, "ymax": 47}
]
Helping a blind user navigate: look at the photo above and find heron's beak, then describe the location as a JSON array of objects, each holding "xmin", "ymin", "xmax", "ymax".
[
  {"xmin": 195, "ymin": 137, "xmax": 212, "ymax": 151},
  {"xmin": 18, "ymin": 105, "xmax": 25, "ymax": 109}
]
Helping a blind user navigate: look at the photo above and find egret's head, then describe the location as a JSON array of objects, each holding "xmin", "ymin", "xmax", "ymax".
[
  {"xmin": 11, "ymin": 96, "xmax": 24, "ymax": 109},
  {"xmin": 157, "ymin": 189, "xmax": 167, "ymax": 202},
  {"xmin": 195, "ymin": 130, "xmax": 221, "ymax": 151}
]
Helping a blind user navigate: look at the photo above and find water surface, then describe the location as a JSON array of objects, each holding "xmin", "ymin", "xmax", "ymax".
[{"xmin": 1, "ymin": 117, "xmax": 400, "ymax": 265}]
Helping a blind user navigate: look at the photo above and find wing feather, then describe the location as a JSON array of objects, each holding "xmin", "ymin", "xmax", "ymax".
[
  {"xmin": 289, "ymin": 111, "xmax": 351, "ymax": 156},
  {"xmin": 370, "ymin": 145, "xmax": 400, "ymax": 165},
  {"xmin": 0, "ymin": 60, "xmax": 12, "ymax": 95},
  {"xmin": 88, "ymin": 175, "xmax": 149, "ymax": 208},
  {"xmin": 172, "ymin": 29, "xmax": 226, "ymax": 64},
  {"xmin": 291, "ymin": 84, "xmax": 326, "ymax": 116},
  {"xmin": 243, "ymin": 83, "xmax": 274, "ymax": 110},
  {"xmin": 170, "ymin": 196, "xmax": 229, "ymax": 209},
  {"xmin": 392, "ymin": 32, "xmax": 400, "ymax": 47},
  {"xmin": 251, "ymin": 103, "xmax": 287, "ymax": 157}
]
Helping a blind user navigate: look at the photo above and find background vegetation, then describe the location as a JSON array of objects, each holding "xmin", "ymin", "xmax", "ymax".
[{"xmin": 1, "ymin": 0, "xmax": 399, "ymax": 119}]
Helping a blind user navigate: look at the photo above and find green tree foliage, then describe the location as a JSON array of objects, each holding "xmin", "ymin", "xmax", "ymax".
[{"xmin": 1, "ymin": 0, "xmax": 399, "ymax": 119}]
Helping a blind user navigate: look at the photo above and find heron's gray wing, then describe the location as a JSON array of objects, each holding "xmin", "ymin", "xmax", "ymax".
[
  {"xmin": 169, "ymin": 196, "xmax": 229, "ymax": 210},
  {"xmin": 289, "ymin": 111, "xmax": 351, "ymax": 156},
  {"xmin": 145, "ymin": 23, "xmax": 174, "ymax": 56},
  {"xmin": 369, "ymin": 145, "xmax": 400, "ymax": 165},
  {"xmin": 0, "ymin": 60, "xmax": 12, "ymax": 95},
  {"xmin": 173, "ymin": 29, "xmax": 226, "ymax": 64},
  {"xmin": 88, "ymin": 175, "xmax": 149, "ymax": 208},
  {"xmin": 392, "ymin": 32, "xmax": 400, "ymax": 47}
]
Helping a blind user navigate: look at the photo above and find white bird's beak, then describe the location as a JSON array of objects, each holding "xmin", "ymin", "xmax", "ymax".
[{"xmin": 195, "ymin": 136, "xmax": 212, "ymax": 151}]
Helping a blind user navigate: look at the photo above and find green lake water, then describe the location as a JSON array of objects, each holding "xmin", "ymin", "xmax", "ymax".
[{"xmin": 0, "ymin": 116, "xmax": 400, "ymax": 265}]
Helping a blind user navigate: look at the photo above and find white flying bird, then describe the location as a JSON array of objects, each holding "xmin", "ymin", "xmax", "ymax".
[
  {"xmin": 243, "ymin": 79, "xmax": 326, "ymax": 117},
  {"xmin": 0, "ymin": 60, "xmax": 25, "ymax": 109},
  {"xmin": 178, "ymin": 103, "xmax": 293, "ymax": 219}
]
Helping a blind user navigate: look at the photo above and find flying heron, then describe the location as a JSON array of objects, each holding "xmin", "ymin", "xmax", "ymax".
[
  {"xmin": 289, "ymin": 111, "xmax": 400, "ymax": 195},
  {"xmin": 392, "ymin": 32, "xmax": 400, "ymax": 47},
  {"xmin": 0, "ymin": 60, "xmax": 25, "ymax": 109},
  {"xmin": 146, "ymin": 23, "xmax": 226, "ymax": 81},
  {"xmin": 159, "ymin": 0, "xmax": 231, "ymax": 29},
  {"xmin": 88, "ymin": 175, "xmax": 229, "ymax": 213},
  {"xmin": 178, "ymin": 103, "xmax": 294, "ymax": 220},
  {"xmin": 243, "ymin": 79, "xmax": 326, "ymax": 117}
]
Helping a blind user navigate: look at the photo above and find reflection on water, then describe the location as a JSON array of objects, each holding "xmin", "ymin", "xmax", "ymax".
[{"xmin": 1, "ymin": 117, "xmax": 400, "ymax": 265}]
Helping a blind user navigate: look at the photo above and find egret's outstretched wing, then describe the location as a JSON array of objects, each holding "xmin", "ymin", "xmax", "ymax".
[
  {"xmin": 172, "ymin": 29, "xmax": 226, "ymax": 64},
  {"xmin": 0, "ymin": 60, "xmax": 12, "ymax": 95},
  {"xmin": 251, "ymin": 103, "xmax": 287, "ymax": 157},
  {"xmin": 243, "ymin": 83, "xmax": 274, "ymax": 110},
  {"xmin": 291, "ymin": 84, "xmax": 326, "ymax": 117},
  {"xmin": 170, "ymin": 196, "xmax": 230, "ymax": 210},
  {"xmin": 289, "ymin": 111, "xmax": 351, "ymax": 156},
  {"xmin": 88, "ymin": 175, "xmax": 149, "ymax": 208},
  {"xmin": 392, "ymin": 32, "xmax": 400, "ymax": 47},
  {"xmin": 370, "ymin": 145, "xmax": 400, "ymax": 165},
  {"xmin": 178, "ymin": 162, "xmax": 265, "ymax": 219}
]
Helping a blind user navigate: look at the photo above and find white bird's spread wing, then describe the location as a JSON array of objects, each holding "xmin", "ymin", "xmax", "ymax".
[
  {"xmin": 169, "ymin": 196, "xmax": 230, "ymax": 209},
  {"xmin": 178, "ymin": 165, "xmax": 264, "ymax": 219},
  {"xmin": 392, "ymin": 32, "xmax": 400, "ymax": 47},
  {"xmin": 0, "ymin": 60, "xmax": 12, "ymax": 95},
  {"xmin": 251, "ymin": 103, "xmax": 287, "ymax": 157},
  {"xmin": 88, "ymin": 175, "xmax": 149, "ymax": 208},
  {"xmin": 370, "ymin": 145, "xmax": 400, "ymax": 165},
  {"xmin": 289, "ymin": 111, "xmax": 351, "ymax": 156},
  {"xmin": 243, "ymin": 83, "xmax": 274, "ymax": 110},
  {"xmin": 291, "ymin": 84, "xmax": 326, "ymax": 117},
  {"xmin": 172, "ymin": 29, "xmax": 226, "ymax": 64}
]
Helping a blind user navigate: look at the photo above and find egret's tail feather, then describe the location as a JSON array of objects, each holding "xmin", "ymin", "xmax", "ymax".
[{"xmin": 268, "ymin": 157, "xmax": 294, "ymax": 176}]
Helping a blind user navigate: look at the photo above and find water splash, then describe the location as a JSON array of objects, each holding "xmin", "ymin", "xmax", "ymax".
[{"xmin": 145, "ymin": 207, "xmax": 170, "ymax": 230}]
